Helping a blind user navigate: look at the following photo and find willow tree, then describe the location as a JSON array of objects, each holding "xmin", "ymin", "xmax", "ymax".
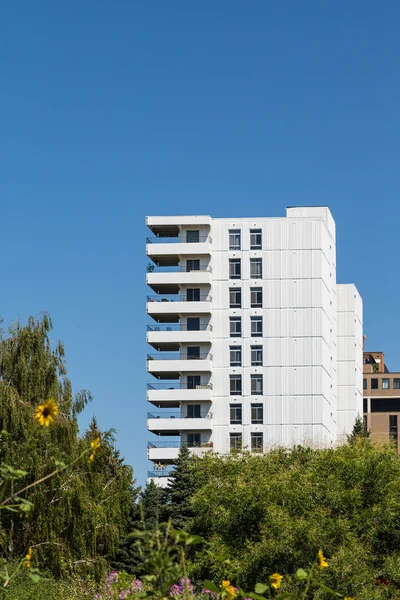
[{"xmin": 0, "ymin": 313, "xmax": 135, "ymax": 579}]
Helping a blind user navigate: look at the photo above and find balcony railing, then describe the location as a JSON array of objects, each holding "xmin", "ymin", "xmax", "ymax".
[
  {"xmin": 147, "ymin": 353, "xmax": 212, "ymax": 361},
  {"xmin": 147, "ymin": 411, "xmax": 211, "ymax": 419},
  {"xmin": 146, "ymin": 324, "xmax": 212, "ymax": 332},
  {"xmin": 147, "ymin": 265, "xmax": 212, "ymax": 273},
  {"xmin": 147, "ymin": 470, "xmax": 174, "ymax": 478},
  {"xmin": 146, "ymin": 235, "xmax": 211, "ymax": 244},
  {"xmin": 147, "ymin": 294, "xmax": 212, "ymax": 302},
  {"xmin": 147, "ymin": 382, "xmax": 212, "ymax": 390},
  {"xmin": 147, "ymin": 441, "xmax": 213, "ymax": 449}
]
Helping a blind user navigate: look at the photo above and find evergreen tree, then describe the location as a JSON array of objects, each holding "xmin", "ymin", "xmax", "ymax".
[
  {"xmin": 162, "ymin": 445, "xmax": 197, "ymax": 530},
  {"xmin": 348, "ymin": 414, "xmax": 370, "ymax": 443}
]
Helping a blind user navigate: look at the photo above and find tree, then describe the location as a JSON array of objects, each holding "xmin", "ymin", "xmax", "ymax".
[
  {"xmin": 0, "ymin": 314, "xmax": 134, "ymax": 580},
  {"xmin": 162, "ymin": 446, "xmax": 196, "ymax": 530},
  {"xmin": 348, "ymin": 414, "xmax": 370, "ymax": 443}
]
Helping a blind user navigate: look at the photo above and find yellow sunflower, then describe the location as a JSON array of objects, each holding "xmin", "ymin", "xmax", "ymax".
[
  {"xmin": 89, "ymin": 437, "xmax": 101, "ymax": 462},
  {"xmin": 34, "ymin": 399, "xmax": 58, "ymax": 426},
  {"xmin": 318, "ymin": 549, "xmax": 328, "ymax": 568},
  {"xmin": 24, "ymin": 547, "xmax": 33, "ymax": 568},
  {"xmin": 269, "ymin": 573, "xmax": 283, "ymax": 589},
  {"xmin": 221, "ymin": 580, "xmax": 236, "ymax": 600}
]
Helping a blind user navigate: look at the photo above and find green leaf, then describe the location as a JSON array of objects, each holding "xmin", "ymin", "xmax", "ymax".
[
  {"xmin": 318, "ymin": 583, "xmax": 342, "ymax": 597},
  {"xmin": 54, "ymin": 460, "xmax": 66, "ymax": 469},
  {"xmin": 0, "ymin": 465, "xmax": 28, "ymax": 479},
  {"xmin": 28, "ymin": 573, "xmax": 41, "ymax": 583},
  {"xmin": 254, "ymin": 583, "xmax": 268, "ymax": 594},
  {"xmin": 245, "ymin": 593, "xmax": 268, "ymax": 600},
  {"xmin": 296, "ymin": 568, "xmax": 308, "ymax": 580},
  {"xmin": 203, "ymin": 580, "xmax": 219, "ymax": 593},
  {"xmin": 186, "ymin": 534, "xmax": 204, "ymax": 545}
]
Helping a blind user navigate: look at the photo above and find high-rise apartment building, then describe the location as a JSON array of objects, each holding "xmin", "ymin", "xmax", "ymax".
[
  {"xmin": 363, "ymin": 351, "xmax": 400, "ymax": 450},
  {"xmin": 146, "ymin": 207, "xmax": 363, "ymax": 485}
]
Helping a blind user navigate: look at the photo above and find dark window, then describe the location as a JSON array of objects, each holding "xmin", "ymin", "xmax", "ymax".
[
  {"xmin": 229, "ymin": 230, "xmax": 241, "ymax": 250},
  {"xmin": 230, "ymin": 317, "xmax": 242, "ymax": 337},
  {"xmin": 383, "ymin": 378, "xmax": 390, "ymax": 390},
  {"xmin": 371, "ymin": 378, "xmax": 378, "ymax": 389},
  {"xmin": 230, "ymin": 346, "xmax": 242, "ymax": 367},
  {"xmin": 251, "ymin": 316, "xmax": 263, "ymax": 337},
  {"xmin": 251, "ymin": 346, "xmax": 263, "ymax": 366},
  {"xmin": 363, "ymin": 378, "xmax": 367, "ymax": 390},
  {"xmin": 251, "ymin": 404, "xmax": 263, "ymax": 424},
  {"xmin": 250, "ymin": 287, "xmax": 263, "ymax": 307},
  {"xmin": 390, "ymin": 415, "xmax": 398, "ymax": 446},
  {"xmin": 230, "ymin": 375, "xmax": 242, "ymax": 395},
  {"xmin": 229, "ymin": 288, "xmax": 242, "ymax": 308},
  {"xmin": 230, "ymin": 404, "xmax": 242, "ymax": 424},
  {"xmin": 187, "ymin": 375, "xmax": 201, "ymax": 390},
  {"xmin": 371, "ymin": 398, "xmax": 400, "ymax": 412},
  {"xmin": 250, "ymin": 258, "xmax": 262, "ymax": 279},
  {"xmin": 250, "ymin": 229, "xmax": 262, "ymax": 250},
  {"xmin": 187, "ymin": 347, "xmax": 200, "ymax": 359},
  {"xmin": 394, "ymin": 378, "xmax": 400, "ymax": 389},
  {"xmin": 187, "ymin": 405, "xmax": 201, "ymax": 418},
  {"xmin": 251, "ymin": 374, "xmax": 263, "ymax": 395},
  {"xmin": 251, "ymin": 432, "xmax": 263, "ymax": 452},
  {"xmin": 186, "ymin": 259, "xmax": 200, "ymax": 272},
  {"xmin": 187, "ymin": 433, "xmax": 201, "ymax": 447},
  {"xmin": 186, "ymin": 230, "xmax": 200, "ymax": 243},
  {"xmin": 230, "ymin": 432, "xmax": 242, "ymax": 451},
  {"xmin": 229, "ymin": 259, "xmax": 241, "ymax": 279},
  {"xmin": 363, "ymin": 398, "xmax": 368, "ymax": 413},
  {"xmin": 187, "ymin": 318, "xmax": 200, "ymax": 331},
  {"xmin": 186, "ymin": 288, "xmax": 200, "ymax": 301}
]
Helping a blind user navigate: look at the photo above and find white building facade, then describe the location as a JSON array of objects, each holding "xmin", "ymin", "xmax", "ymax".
[{"xmin": 146, "ymin": 207, "xmax": 363, "ymax": 485}]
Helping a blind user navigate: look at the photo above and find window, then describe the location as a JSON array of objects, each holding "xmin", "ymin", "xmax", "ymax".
[
  {"xmin": 363, "ymin": 415, "xmax": 368, "ymax": 431},
  {"xmin": 250, "ymin": 229, "xmax": 262, "ymax": 249},
  {"xmin": 250, "ymin": 287, "xmax": 263, "ymax": 307},
  {"xmin": 187, "ymin": 318, "xmax": 200, "ymax": 331},
  {"xmin": 251, "ymin": 316, "xmax": 263, "ymax": 337},
  {"xmin": 187, "ymin": 347, "xmax": 200, "ymax": 359},
  {"xmin": 390, "ymin": 415, "xmax": 398, "ymax": 446},
  {"xmin": 371, "ymin": 378, "xmax": 378, "ymax": 389},
  {"xmin": 230, "ymin": 346, "xmax": 242, "ymax": 366},
  {"xmin": 363, "ymin": 378, "xmax": 367, "ymax": 390},
  {"xmin": 363, "ymin": 398, "xmax": 367, "ymax": 413},
  {"xmin": 395, "ymin": 378, "xmax": 400, "ymax": 389},
  {"xmin": 229, "ymin": 288, "xmax": 242, "ymax": 308},
  {"xmin": 230, "ymin": 404, "xmax": 242, "ymax": 424},
  {"xmin": 230, "ymin": 432, "xmax": 242, "ymax": 451},
  {"xmin": 229, "ymin": 259, "xmax": 241, "ymax": 279},
  {"xmin": 186, "ymin": 230, "xmax": 200, "ymax": 243},
  {"xmin": 251, "ymin": 346, "xmax": 263, "ymax": 366},
  {"xmin": 186, "ymin": 259, "xmax": 200, "ymax": 272},
  {"xmin": 371, "ymin": 398, "xmax": 400, "ymax": 412},
  {"xmin": 229, "ymin": 230, "xmax": 241, "ymax": 250},
  {"xmin": 250, "ymin": 258, "xmax": 262, "ymax": 279},
  {"xmin": 251, "ymin": 432, "xmax": 263, "ymax": 452},
  {"xmin": 251, "ymin": 403, "xmax": 263, "ymax": 424},
  {"xmin": 251, "ymin": 374, "xmax": 263, "ymax": 395},
  {"xmin": 187, "ymin": 433, "xmax": 201, "ymax": 447},
  {"xmin": 187, "ymin": 405, "xmax": 201, "ymax": 418},
  {"xmin": 187, "ymin": 375, "xmax": 201, "ymax": 390},
  {"xmin": 230, "ymin": 317, "xmax": 242, "ymax": 337},
  {"xmin": 383, "ymin": 378, "xmax": 390, "ymax": 390},
  {"xmin": 186, "ymin": 288, "xmax": 200, "ymax": 301},
  {"xmin": 230, "ymin": 375, "xmax": 242, "ymax": 395}
]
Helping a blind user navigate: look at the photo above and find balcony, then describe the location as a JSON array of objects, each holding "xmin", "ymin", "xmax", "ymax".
[
  {"xmin": 147, "ymin": 323, "xmax": 212, "ymax": 349},
  {"xmin": 147, "ymin": 440, "xmax": 213, "ymax": 464},
  {"xmin": 147, "ymin": 266, "xmax": 212, "ymax": 294},
  {"xmin": 147, "ymin": 410, "xmax": 212, "ymax": 435},
  {"xmin": 147, "ymin": 294, "xmax": 212, "ymax": 322},
  {"xmin": 147, "ymin": 469, "xmax": 174, "ymax": 488},
  {"xmin": 147, "ymin": 381, "xmax": 212, "ymax": 407},
  {"xmin": 146, "ymin": 235, "xmax": 212, "ymax": 265},
  {"xmin": 147, "ymin": 352, "xmax": 212, "ymax": 378}
]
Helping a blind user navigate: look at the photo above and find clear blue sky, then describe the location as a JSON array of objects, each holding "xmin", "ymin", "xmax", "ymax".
[{"xmin": 1, "ymin": 1, "xmax": 400, "ymax": 485}]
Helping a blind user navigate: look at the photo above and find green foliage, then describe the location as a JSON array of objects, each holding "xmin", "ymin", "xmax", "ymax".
[
  {"xmin": 162, "ymin": 446, "xmax": 197, "ymax": 530},
  {"xmin": 347, "ymin": 415, "xmax": 369, "ymax": 443},
  {"xmin": 188, "ymin": 441, "xmax": 400, "ymax": 598},
  {"xmin": 0, "ymin": 314, "xmax": 134, "ymax": 582}
]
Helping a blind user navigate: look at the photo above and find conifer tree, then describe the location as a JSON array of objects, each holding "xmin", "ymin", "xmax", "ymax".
[
  {"xmin": 162, "ymin": 445, "xmax": 197, "ymax": 530},
  {"xmin": 348, "ymin": 414, "xmax": 370, "ymax": 443}
]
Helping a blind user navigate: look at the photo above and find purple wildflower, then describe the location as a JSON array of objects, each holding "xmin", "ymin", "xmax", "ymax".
[{"xmin": 131, "ymin": 579, "xmax": 143, "ymax": 593}]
